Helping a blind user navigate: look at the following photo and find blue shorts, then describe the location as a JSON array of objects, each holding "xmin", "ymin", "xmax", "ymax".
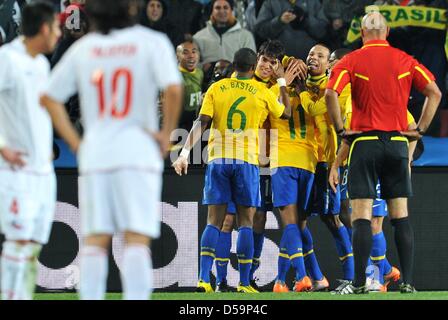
[
  {"xmin": 340, "ymin": 166, "xmax": 349, "ymax": 202},
  {"xmin": 227, "ymin": 174, "xmax": 272, "ymax": 214},
  {"xmin": 373, "ymin": 183, "xmax": 388, "ymax": 217},
  {"xmin": 203, "ymin": 159, "xmax": 261, "ymax": 208},
  {"xmin": 271, "ymin": 167, "xmax": 314, "ymax": 210},
  {"xmin": 309, "ymin": 162, "xmax": 341, "ymax": 215}
]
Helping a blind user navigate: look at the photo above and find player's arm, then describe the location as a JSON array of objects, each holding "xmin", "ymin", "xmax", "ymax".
[
  {"xmin": 329, "ymin": 139, "xmax": 350, "ymax": 193},
  {"xmin": 172, "ymin": 114, "xmax": 211, "ymax": 176},
  {"xmin": 401, "ymin": 62, "xmax": 441, "ymax": 140},
  {"xmin": 405, "ymin": 110, "xmax": 418, "ymax": 175},
  {"xmin": 40, "ymin": 95, "xmax": 81, "ymax": 153},
  {"xmin": 155, "ymin": 84, "xmax": 183, "ymax": 158},
  {"xmin": 270, "ymin": 62, "xmax": 291, "ymax": 119},
  {"xmin": 173, "ymin": 83, "xmax": 214, "ymax": 176},
  {"xmin": 0, "ymin": 52, "xmax": 26, "ymax": 167},
  {"xmin": 402, "ymin": 82, "xmax": 441, "ymax": 140},
  {"xmin": 258, "ymin": 119, "xmax": 271, "ymax": 167},
  {"xmin": 0, "ymin": 134, "xmax": 27, "ymax": 168}
]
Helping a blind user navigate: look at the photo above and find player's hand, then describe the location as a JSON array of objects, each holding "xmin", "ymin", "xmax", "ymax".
[
  {"xmin": 0, "ymin": 148, "xmax": 27, "ymax": 169},
  {"xmin": 328, "ymin": 164, "xmax": 340, "ymax": 193},
  {"xmin": 284, "ymin": 59, "xmax": 302, "ymax": 86},
  {"xmin": 338, "ymin": 129, "xmax": 362, "ymax": 138},
  {"xmin": 400, "ymin": 129, "xmax": 423, "ymax": 142},
  {"xmin": 284, "ymin": 58, "xmax": 308, "ymax": 82},
  {"xmin": 151, "ymin": 130, "xmax": 171, "ymax": 159},
  {"xmin": 270, "ymin": 60, "xmax": 285, "ymax": 80},
  {"xmin": 258, "ymin": 155, "xmax": 270, "ymax": 168},
  {"xmin": 280, "ymin": 11, "xmax": 297, "ymax": 24},
  {"xmin": 173, "ymin": 155, "xmax": 189, "ymax": 176}
]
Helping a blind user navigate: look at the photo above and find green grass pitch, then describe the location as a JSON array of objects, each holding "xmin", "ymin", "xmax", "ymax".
[{"xmin": 33, "ymin": 291, "xmax": 448, "ymax": 300}]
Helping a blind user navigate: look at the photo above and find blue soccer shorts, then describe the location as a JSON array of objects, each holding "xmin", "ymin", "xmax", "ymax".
[
  {"xmin": 271, "ymin": 167, "xmax": 314, "ymax": 210},
  {"xmin": 203, "ymin": 159, "xmax": 261, "ymax": 208}
]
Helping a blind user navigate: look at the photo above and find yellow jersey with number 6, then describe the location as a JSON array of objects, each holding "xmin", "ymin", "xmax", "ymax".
[{"xmin": 199, "ymin": 77, "xmax": 285, "ymax": 165}]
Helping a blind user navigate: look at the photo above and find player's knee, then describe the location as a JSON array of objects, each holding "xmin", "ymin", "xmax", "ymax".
[
  {"xmin": 371, "ymin": 218, "xmax": 383, "ymax": 235},
  {"xmin": 253, "ymin": 212, "xmax": 266, "ymax": 233},
  {"xmin": 124, "ymin": 232, "xmax": 151, "ymax": 246},
  {"xmin": 320, "ymin": 214, "xmax": 341, "ymax": 231},
  {"xmin": 84, "ymin": 234, "xmax": 113, "ymax": 249}
]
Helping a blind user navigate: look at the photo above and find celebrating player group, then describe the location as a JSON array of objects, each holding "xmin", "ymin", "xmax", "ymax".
[
  {"xmin": 173, "ymin": 12, "xmax": 440, "ymax": 295},
  {"xmin": 0, "ymin": 0, "xmax": 441, "ymax": 300}
]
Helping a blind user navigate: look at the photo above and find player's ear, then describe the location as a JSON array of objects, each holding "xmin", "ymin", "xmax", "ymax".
[
  {"xmin": 386, "ymin": 26, "xmax": 390, "ymax": 38},
  {"xmin": 40, "ymin": 22, "xmax": 50, "ymax": 37}
]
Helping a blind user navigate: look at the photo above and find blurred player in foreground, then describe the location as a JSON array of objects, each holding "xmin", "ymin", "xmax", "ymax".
[
  {"xmin": 0, "ymin": 1, "xmax": 61, "ymax": 300},
  {"xmin": 41, "ymin": 0, "xmax": 183, "ymax": 300}
]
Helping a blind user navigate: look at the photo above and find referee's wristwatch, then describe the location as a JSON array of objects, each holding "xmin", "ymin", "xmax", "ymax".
[
  {"xmin": 416, "ymin": 127, "xmax": 425, "ymax": 136},
  {"xmin": 336, "ymin": 128, "xmax": 346, "ymax": 137}
]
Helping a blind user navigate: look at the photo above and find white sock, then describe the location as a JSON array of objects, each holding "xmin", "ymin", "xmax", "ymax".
[
  {"xmin": 121, "ymin": 244, "xmax": 153, "ymax": 300},
  {"xmin": 1, "ymin": 241, "xmax": 31, "ymax": 300},
  {"xmin": 20, "ymin": 243, "xmax": 42, "ymax": 300},
  {"xmin": 79, "ymin": 246, "xmax": 108, "ymax": 300}
]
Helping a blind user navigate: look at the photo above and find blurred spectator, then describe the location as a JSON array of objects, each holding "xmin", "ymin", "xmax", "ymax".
[
  {"xmin": 176, "ymin": 40, "xmax": 204, "ymax": 131},
  {"xmin": 254, "ymin": 0, "xmax": 329, "ymax": 60},
  {"xmin": 322, "ymin": 0, "xmax": 358, "ymax": 50},
  {"xmin": 165, "ymin": 0, "xmax": 203, "ymax": 40},
  {"xmin": 193, "ymin": 0, "xmax": 256, "ymax": 73},
  {"xmin": 140, "ymin": 0, "xmax": 184, "ymax": 47},
  {"xmin": 0, "ymin": 0, "xmax": 28, "ymax": 45},
  {"xmin": 204, "ymin": 59, "xmax": 232, "ymax": 90},
  {"xmin": 245, "ymin": 0, "xmax": 265, "ymax": 47},
  {"xmin": 398, "ymin": 0, "xmax": 448, "ymax": 136},
  {"xmin": 245, "ymin": 0, "xmax": 264, "ymax": 32}
]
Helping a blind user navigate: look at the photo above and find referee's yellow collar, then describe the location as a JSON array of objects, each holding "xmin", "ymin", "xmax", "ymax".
[{"xmin": 362, "ymin": 40, "xmax": 390, "ymax": 49}]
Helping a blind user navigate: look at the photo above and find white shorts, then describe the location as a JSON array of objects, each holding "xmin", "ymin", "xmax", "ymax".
[
  {"xmin": 0, "ymin": 170, "xmax": 56, "ymax": 244},
  {"xmin": 79, "ymin": 169, "xmax": 162, "ymax": 238}
]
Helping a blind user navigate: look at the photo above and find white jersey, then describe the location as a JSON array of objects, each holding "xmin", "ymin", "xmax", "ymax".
[
  {"xmin": 46, "ymin": 25, "xmax": 182, "ymax": 174},
  {"xmin": 0, "ymin": 38, "xmax": 53, "ymax": 174}
]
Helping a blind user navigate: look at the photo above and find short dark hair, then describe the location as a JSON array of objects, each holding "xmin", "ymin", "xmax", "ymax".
[
  {"xmin": 86, "ymin": 0, "xmax": 142, "ymax": 34},
  {"xmin": 332, "ymin": 48, "xmax": 352, "ymax": 60},
  {"xmin": 21, "ymin": 1, "xmax": 56, "ymax": 37},
  {"xmin": 258, "ymin": 40, "xmax": 285, "ymax": 61},
  {"xmin": 233, "ymin": 48, "xmax": 257, "ymax": 73},
  {"xmin": 313, "ymin": 43, "xmax": 331, "ymax": 60}
]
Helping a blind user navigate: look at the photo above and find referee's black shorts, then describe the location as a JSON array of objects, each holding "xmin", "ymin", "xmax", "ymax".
[{"xmin": 347, "ymin": 131, "xmax": 412, "ymax": 200}]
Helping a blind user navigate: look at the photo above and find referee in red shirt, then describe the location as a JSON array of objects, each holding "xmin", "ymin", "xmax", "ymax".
[{"xmin": 325, "ymin": 11, "xmax": 441, "ymax": 294}]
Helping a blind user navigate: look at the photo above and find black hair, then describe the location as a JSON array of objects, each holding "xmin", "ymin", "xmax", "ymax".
[
  {"xmin": 258, "ymin": 39, "xmax": 285, "ymax": 61},
  {"xmin": 21, "ymin": 1, "xmax": 56, "ymax": 37},
  {"xmin": 332, "ymin": 48, "xmax": 352, "ymax": 60},
  {"xmin": 86, "ymin": 0, "xmax": 143, "ymax": 34},
  {"xmin": 313, "ymin": 43, "xmax": 331, "ymax": 60},
  {"xmin": 233, "ymin": 48, "xmax": 257, "ymax": 73}
]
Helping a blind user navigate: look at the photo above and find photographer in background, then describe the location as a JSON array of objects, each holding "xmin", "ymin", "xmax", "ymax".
[{"xmin": 254, "ymin": 0, "xmax": 328, "ymax": 60}]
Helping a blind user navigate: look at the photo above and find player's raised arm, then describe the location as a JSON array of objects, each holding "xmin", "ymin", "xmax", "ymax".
[
  {"xmin": 40, "ymin": 95, "xmax": 81, "ymax": 153},
  {"xmin": 270, "ymin": 62, "xmax": 291, "ymax": 119}
]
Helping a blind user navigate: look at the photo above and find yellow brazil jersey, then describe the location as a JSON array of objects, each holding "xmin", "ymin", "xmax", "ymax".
[
  {"xmin": 301, "ymin": 75, "xmax": 337, "ymax": 164},
  {"xmin": 269, "ymin": 85, "xmax": 318, "ymax": 173},
  {"xmin": 199, "ymin": 77, "xmax": 285, "ymax": 165}
]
